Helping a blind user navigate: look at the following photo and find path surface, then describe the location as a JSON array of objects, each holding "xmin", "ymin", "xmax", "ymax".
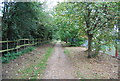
[{"xmin": 42, "ymin": 42, "xmax": 76, "ymax": 79}]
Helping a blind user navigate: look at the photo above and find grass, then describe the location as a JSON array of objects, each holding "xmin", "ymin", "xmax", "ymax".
[
  {"xmin": 16, "ymin": 47, "xmax": 53, "ymax": 79},
  {"xmin": 76, "ymin": 71, "xmax": 86, "ymax": 79},
  {"xmin": 64, "ymin": 49, "xmax": 70, "ymax": 54},
  {"xmin": 2, "ymin": 46, "xmax": 36, "ymax": 63}
]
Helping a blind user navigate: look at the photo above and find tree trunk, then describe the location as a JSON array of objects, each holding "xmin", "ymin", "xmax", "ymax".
[
  {"xmin": 115, "ymin": 45, "xmax": 118, "ymax": 57},
  {"xmin": 66, "ymin": 38, "xmax": 68, "ymax": 43},
  {"xmin": 88, "ymin": 35, "xmax": 93, "ymax": 58}
]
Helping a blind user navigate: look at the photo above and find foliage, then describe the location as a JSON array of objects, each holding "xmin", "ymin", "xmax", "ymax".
[
  {"xmin": 53, "ymin": 2, "xmax": 86, "ymax": 45},
  {"xmin": 54, "ymin": 2, "xmax": 118, "ymax": 58},
  {"xmin": 2, "ymin": 46, "xmax": 35, "ymax": 63},
  {"xmin": 68, "ymin": 37, "xmax": 86, "ymax": 47},
  {"xmin": 1, "ymin": 2, "xmax": 119, "ymax": 58},
  {"xmin": 2, "ymin": 2, "xmax": 53, "ymax": 53},
  {"xmin": 2, "ymin": 2, "xmax": 53, "ymax": 41}
]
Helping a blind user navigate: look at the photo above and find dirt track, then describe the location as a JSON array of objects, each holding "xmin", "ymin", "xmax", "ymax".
[
  {"xmin": 2, "ymin": 42, "xmax": 118, "ymax": 79},
  {"xmin": 42, "ymin": 42, "xmax": 76, "ymax": 79}
]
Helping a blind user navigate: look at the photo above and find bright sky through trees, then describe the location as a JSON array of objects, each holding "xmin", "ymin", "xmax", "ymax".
[{"xmin": 42, "ymin": 0, "xmax": 64, "ymax": 11}]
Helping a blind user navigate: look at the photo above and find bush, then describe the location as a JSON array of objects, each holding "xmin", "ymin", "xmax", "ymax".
[{"xmin": 69, "ymin": 38, "xmax": 86, "ymax": 47}]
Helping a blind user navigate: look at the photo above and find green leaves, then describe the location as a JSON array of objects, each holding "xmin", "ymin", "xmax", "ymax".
[
  {"xmin": 2, "ymin": 2, "xmax": 53, "ymax": 41},
  {"xmin": 2, "ymin": 47, "xmax": 35, "ymax": 63},
  {"xmin": 53, "ymin": 2, "xmax": 118, "ymax": 57}
]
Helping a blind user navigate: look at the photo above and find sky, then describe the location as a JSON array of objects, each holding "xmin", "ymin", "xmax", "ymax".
[{"xmin": 43, "ymin": 0, "xmax": 64, "ymax": 10}]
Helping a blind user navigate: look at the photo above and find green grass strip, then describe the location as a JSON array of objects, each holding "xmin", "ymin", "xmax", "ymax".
[
  {"xmin": 17, "ymin": 47, "xmax": 53, "ymax": 79},
  {"xmin": 64, "ymin": 49, "xmax": 70, "ymax": 54}
]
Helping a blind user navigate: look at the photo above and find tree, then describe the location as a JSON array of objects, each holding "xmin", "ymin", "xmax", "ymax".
[
  {"xmin": 2, "ymin": 2, "xmax": 53, "ymax": 40},
  {"xmin": 54, "ymin": 2, "xmax": 118, "ymax": 58},
  {"xmin": 54, "ymin": 2, "xmax": 85, "ymax": 45},
  {"xmin": 2, "ymin": 2, "xmax": 53, "ymax": 50}
]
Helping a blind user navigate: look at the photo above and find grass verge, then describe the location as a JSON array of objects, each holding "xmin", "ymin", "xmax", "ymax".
[{"xmin": 16, "ymin": 47, "xmax": 53, "ymax": 79}]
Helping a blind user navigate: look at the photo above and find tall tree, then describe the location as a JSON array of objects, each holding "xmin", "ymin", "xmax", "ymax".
[
  {"xmin": 54, "ymin": 2, "xmax": 118, "ymax": 58},
  {"xmin": 2, "ymin": 2, "xmax": 53, "ymax": 41}
]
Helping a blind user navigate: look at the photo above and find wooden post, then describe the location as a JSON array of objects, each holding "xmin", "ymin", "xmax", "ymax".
[
  {"xmin": 24, "ymin": 39, "xmax": 25, "ymax": 49},
  {"xmin": 17, "ymin": 40, "xmax": 19, "ymax": 53},
  {"xmin": 7, "ymin": 39, "xmax": 8, "ymax": 54},
  {"xmin": 34, "ymin": 39, "xmax": 36, "ymax": 46},
  {"xmin": 14, "ymin": 41, "xmax": 16, "ymax": 52},
  {"xmin": 29, "ymin": 39, "xmax": 31, "ymax": 46},
  {"xmin": 38, "ymin": 39, "xmax": 39, "ymax": 46},
  {"xmin": 28, "ymin": 39, "xmax": 29, "ymax": 47},
  {"xmin": 36, "ymin": 39, "xmax": 37, "ymax": 46},
  {"xmin": 33, "ymin": 39, "xmax": 34, "ymax": 46}
]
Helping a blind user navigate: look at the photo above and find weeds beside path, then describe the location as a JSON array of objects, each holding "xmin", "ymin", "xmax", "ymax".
[{"xmin": 2, "ymin": 44, "xmax": 54, "ymax": 79}]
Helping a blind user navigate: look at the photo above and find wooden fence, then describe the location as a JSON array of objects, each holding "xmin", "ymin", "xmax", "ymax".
[{"xmin": 0, "ymin": 38, "xmax": 50, "ymax": 54}]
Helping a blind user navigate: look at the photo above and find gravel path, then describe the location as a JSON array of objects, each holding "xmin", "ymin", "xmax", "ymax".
[{"xmin": 42, "ymin": 42, "xmax": 76, "ymax": 79}]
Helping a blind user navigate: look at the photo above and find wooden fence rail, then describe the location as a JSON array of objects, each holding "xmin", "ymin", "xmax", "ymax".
[{"xmin": 0, "ymin": 38, "xmax": 50, "ymax": 53}]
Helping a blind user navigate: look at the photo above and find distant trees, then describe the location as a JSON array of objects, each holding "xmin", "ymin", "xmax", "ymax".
[
  {"xmin": 2, "ymin": 2, "xmax": 53, "ymax": 41},
  {"xmin": 54, "ymin": 2, "xmax": 118, "ymax": 58},
  {"xmin": 54, "ymin": 3, "xmax": 86, "ymax": 46}
]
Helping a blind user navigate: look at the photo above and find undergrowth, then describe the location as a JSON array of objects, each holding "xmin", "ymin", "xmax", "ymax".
[{"xmin": 2, "ymin": 46, "xmax": 36, "ymax": 63}]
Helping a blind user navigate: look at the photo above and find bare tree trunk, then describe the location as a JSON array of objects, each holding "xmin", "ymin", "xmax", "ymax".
[{"xmin": 88, "ymin": 35, "xmax": 93, "ymax": 58}]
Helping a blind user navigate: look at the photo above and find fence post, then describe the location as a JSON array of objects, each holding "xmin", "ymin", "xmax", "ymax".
[
  {"xmin": 14, "ymin": 40, "xmax": 16, "ymax": 53},
  {"xmin": 36, "ymin": 39, "xmax": 38, "ymax": 46},
  {"xmin": 24, "ymin": 39, "xmax": 25, "ymax": 49},
  {"xmin": 41, "ymin": 39, "xmax": 42, "ymax": 45},
  {"xmin": 36, "ymin": 39, "xmax": 37, "ymax": 46},
  {"xmin": 17, "ymin": 40, "xmax": 19, "ymax": 53},
  {"xmin": 7, "ymin": 39, "xmax": 8, "ymax": 54},
  {"xmin": 28, "ymin": 39, "xmax": 29, "ymax": 47},
  {"xmin": 32, "ymin": 39, "xmax": 34, "ymax": 46}
]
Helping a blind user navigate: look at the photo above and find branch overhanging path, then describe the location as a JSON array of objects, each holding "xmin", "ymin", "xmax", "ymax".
[{"xmin": 42, "ymin": 42, "xmax": 76, "ymax": 79}]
